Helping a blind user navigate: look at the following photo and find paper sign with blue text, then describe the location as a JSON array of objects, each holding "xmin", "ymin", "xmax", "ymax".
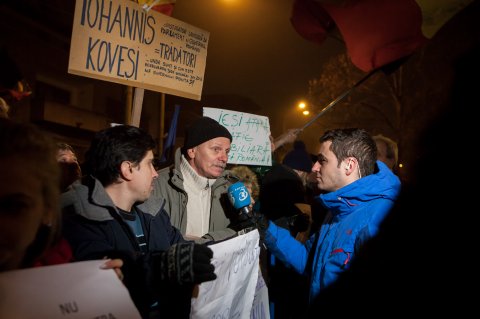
[
  {"xmin": 68, "ymin": 0, "xmax": 208, "ymax": 100},
  {"xmin": 203, "ymin": 107, "xmax": 272, "ymax": 166}
]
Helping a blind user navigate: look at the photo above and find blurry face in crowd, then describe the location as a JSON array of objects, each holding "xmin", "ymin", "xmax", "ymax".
[
  {"xmin": 0, "ymin": 157, "xmax": 51, "ymax": 271},
  {"xmin": 56, "ymin": 149, "xmax": 78, "ymax": 164},
  {"xmin": 312, "ymin": 141, "xmax": 348, "ymax": 192},
  {"xmin": 130, "ymin": 150, "xmax": 158, "ymax": 203},
  {"xmin": 187, "ymin": 137, "xmax": 231, "ymax": 179},
  {"xmin": 293, "ymin": 169, "xmax": 310, "ymax": 186},
  {"xmin": 375, "ymin": 140, "xmax": 394, "ymax": 170}
]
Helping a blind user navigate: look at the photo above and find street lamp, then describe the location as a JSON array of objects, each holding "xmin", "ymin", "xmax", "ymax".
[{"xmin": 298, "ymin": 101, "xmax": 310, "ymax": 116}]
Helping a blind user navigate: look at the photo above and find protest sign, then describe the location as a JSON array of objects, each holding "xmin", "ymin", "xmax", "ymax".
[
  {"xmin": 0, "ymin": 260, "xmax": 141, "ymax": 318},
  {"xmin": 68, "ymin": 0, "xmax": 208, "ymax": 100},
  {"xmin": 191, "ymin": 230, "xmax": 262, "ymax": 319},
  {"xmin": 250, "ymin": 271, "xmax": 270, "ymax": 319},
  {"xmin": 203, "ymin": 107, "xmax": 272, "ymax": 166}
]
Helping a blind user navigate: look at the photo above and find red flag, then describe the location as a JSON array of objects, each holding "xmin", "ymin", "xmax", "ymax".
[
  {"xmin": 291, "ymin": 0, "xmax": 473, "ymax": 72},
  {"xmin": 290, "ymin": 0, "xmax": 335, "ymax": 44}
]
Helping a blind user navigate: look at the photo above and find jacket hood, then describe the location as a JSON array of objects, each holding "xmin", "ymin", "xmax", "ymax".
[
  {"xmin": 320, "ymin": 160, "xmax": 401, "ymax": 216},
  {"xmin": 61, "ymin": 175, "xmax": 166, "ymax": 221},
  {"xmin": 61, "ymin": 176, "xmax": 114, "ymax": 221}
]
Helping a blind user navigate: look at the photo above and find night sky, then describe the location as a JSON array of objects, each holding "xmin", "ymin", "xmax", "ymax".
[{"xmin": 171, "ymin": 0, "xmax": 344, "ymax": 134}]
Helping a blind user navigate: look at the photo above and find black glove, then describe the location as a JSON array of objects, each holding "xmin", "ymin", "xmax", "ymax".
[
  {"xmin": 253, "ymin": 212, "xmax": 269, "ymax": 241},
  {"xmin": 158, "ymin": 242, "xmax": 217, "ymax": 285},
  {"xmin": 288, "ymin": 212, "xmax": 310, "ymax": 234},
  {"xmin": 230, "ymin": 212, "xmax": 256, "ymax": 232}
]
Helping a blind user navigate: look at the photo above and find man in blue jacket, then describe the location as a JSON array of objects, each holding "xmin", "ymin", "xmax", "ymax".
[
  {"xmin": 61, "ymin": 125, "xmax": 216, "ymax": 318},
  {"xmin": 263, "ymin": 128, "xmax": 401, "ymax": 305}
]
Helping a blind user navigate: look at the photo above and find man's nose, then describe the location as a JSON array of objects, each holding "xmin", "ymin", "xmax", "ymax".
[{"xmin": 219, "ymin": 151, "xmax": 228, "ymax": 162}]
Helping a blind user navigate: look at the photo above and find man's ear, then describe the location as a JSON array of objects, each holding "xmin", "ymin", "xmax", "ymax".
[
  {"xmin": 120, "ymin": 161, "xmax": 134, "ymax": 180},
  {"xmin": 187, "ymin": 147, "xmax": 196, "ymax": 159},
  {"xmin": 343, "ymin": 158, "xmax": 353, "ymax": 173}
]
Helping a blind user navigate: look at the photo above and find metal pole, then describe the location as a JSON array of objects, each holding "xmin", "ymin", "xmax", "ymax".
[
  {"xmin": 159, "ymin": 93, "xmax": 166, "ymax": 156},
  {"xmin": 301, "ymin": 68, "xmax": 378, "ymax": 130},
  {"xmin": 125, "ymin": 86, "xmax": 133, "ymax": 125}
]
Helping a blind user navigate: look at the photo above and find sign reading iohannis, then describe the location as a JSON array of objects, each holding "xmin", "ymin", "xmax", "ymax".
[{"xmin": 68, "ymin": 0, "xmax": 209, "ymax": 100}]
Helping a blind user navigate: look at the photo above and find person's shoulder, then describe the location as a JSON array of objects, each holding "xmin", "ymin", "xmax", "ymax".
[
  {"xmin": 212, "ymin": 170, "xmax": 236, "ymax": 188},
  {"xmin": 60, "ymin": 178, "xmax": 89, "ymax": 207},
  {"xmin": 156, "ymin": 166, "xmax": 171, "ymax": 179},
  {"xmin": 370, "ymin": 161, "xmax": 401, "ymax": 199},
  {"xmin": 221, "ymin": 169, "xmax": 239, "ymax": 181}
]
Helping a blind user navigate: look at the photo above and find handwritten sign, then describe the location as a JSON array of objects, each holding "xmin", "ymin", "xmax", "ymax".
[
  {"xmin": 191, "ymin": 230, "xmax": 261, "ymax": 319},
  {"xmin": 250, "ymin": 270, "xmax": 270, "ymax": 319},
  {"xmin": 0, "ymin": 260, "xmax": 141, "ymax": 318},
  {"xmin": 203, "ymin": 108, "xmax": 272, "ymax": 166},
  {"xmin": 68, "ymin": 0, "xmax": 209, "ymax": 100}
]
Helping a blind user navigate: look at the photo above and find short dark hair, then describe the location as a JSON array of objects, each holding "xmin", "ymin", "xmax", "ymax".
[
  {"xmin": 83, "ymin": 125, "xmax": 156, "ymax": 186},
  {"xmin": 320, "ymin": 128, "xmax": 377, "ymax": 177}
]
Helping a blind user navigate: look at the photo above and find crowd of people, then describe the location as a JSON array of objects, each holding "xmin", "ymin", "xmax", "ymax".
[
  {"xmin": 1, "ymin": 107, "xmax": 404, "ymax": 318},
  {"xmin": 3, "ymin": 34, "xmax": 472, "ymax": 319}
]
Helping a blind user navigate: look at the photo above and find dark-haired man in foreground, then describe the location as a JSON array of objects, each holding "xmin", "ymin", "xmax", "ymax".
[{"xmin": 61, "ymin": 125, "xmax": 216, "ymax": 318}]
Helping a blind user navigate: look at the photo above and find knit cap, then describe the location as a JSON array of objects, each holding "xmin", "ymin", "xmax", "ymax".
[
  {"xmin": 183, "ymin": 117, "xmax": 232, "ymax": 150},
  {"xmin": 282, "ymin": 141, "xmax": 313, "ymax": 173}
]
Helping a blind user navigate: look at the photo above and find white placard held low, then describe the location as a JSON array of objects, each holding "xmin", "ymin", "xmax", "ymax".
[{"xmin": 0, "ymin": 260, "xmax": 141, "ymax": 319}]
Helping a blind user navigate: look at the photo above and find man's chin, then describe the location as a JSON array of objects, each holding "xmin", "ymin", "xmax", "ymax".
[{"xmin": 209, "ymin": 168, "xmax": 224, "ymax": 178}]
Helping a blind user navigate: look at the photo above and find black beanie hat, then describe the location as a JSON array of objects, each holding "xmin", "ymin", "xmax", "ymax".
[
  {"xmin": 183, "ymin": 117, "xmax": 232, "ymax": 151},
  {"xmin": 282, "ymin": 140, "xmax": 313, "ymax": 173}
]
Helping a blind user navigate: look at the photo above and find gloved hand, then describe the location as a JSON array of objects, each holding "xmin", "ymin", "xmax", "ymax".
[
  {"xmin": 230, "ymin": 212, "xmax": 256, "ymax": 233},
  {"xmin": 253, "ymin": 212, "xmax": 269, "ymax": 241},
  {"xmin": 288, "ymin": 212, "xmax": 310, "ymax": 234},
  {"xmin": 158, "ymin": 242, "xmax": 217, "ymax": 285}
]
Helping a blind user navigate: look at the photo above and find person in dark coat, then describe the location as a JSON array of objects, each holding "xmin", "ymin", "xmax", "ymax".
[{"xmin": 61, "ymin": 124, "xmax": 217, "ymax": 318}]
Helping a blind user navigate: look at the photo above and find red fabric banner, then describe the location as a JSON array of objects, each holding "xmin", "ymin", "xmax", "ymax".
[{"xmin": 291, "ymin": 0, "xmax": 472, "ymax": 72}]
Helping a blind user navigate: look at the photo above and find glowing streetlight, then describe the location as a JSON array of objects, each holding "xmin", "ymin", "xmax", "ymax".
[{"xmin": 297, "ymin": 101, "xmax": 309, "ymax": 115}]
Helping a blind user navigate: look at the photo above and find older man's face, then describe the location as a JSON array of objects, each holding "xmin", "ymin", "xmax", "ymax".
[{"xmin": 187, "ymin": 137, "xmax": 231, "ymax": 178}]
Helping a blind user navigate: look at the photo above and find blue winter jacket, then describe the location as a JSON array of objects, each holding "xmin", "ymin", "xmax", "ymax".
[{"xmin": 264, "ymin": 160, "xmax": 401, "ymax": 301}]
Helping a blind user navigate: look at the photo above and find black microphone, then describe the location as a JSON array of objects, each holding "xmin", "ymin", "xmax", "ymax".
[{"xmin": 227, "ymin": 181, "xmax": 252, "ymax": 216}]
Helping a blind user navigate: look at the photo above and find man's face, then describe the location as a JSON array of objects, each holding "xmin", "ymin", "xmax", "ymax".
[
  {"xmin": 375, "ymin": 140, "xmax": 394, "ymax": 170},
  {"xmin": 130, "ymin": 150, "xmax": 158, "ymax": 202},
  {"xmin": 311, "ymin": 141, "xmax": 346, "ymax": 192},
  {"xmin": 0, "ymin": 157, "xmax": 49, "ymax": 271},
  {"xmin": 187, "ymin": 137, "xmax": 231, "ymax": 178}
]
